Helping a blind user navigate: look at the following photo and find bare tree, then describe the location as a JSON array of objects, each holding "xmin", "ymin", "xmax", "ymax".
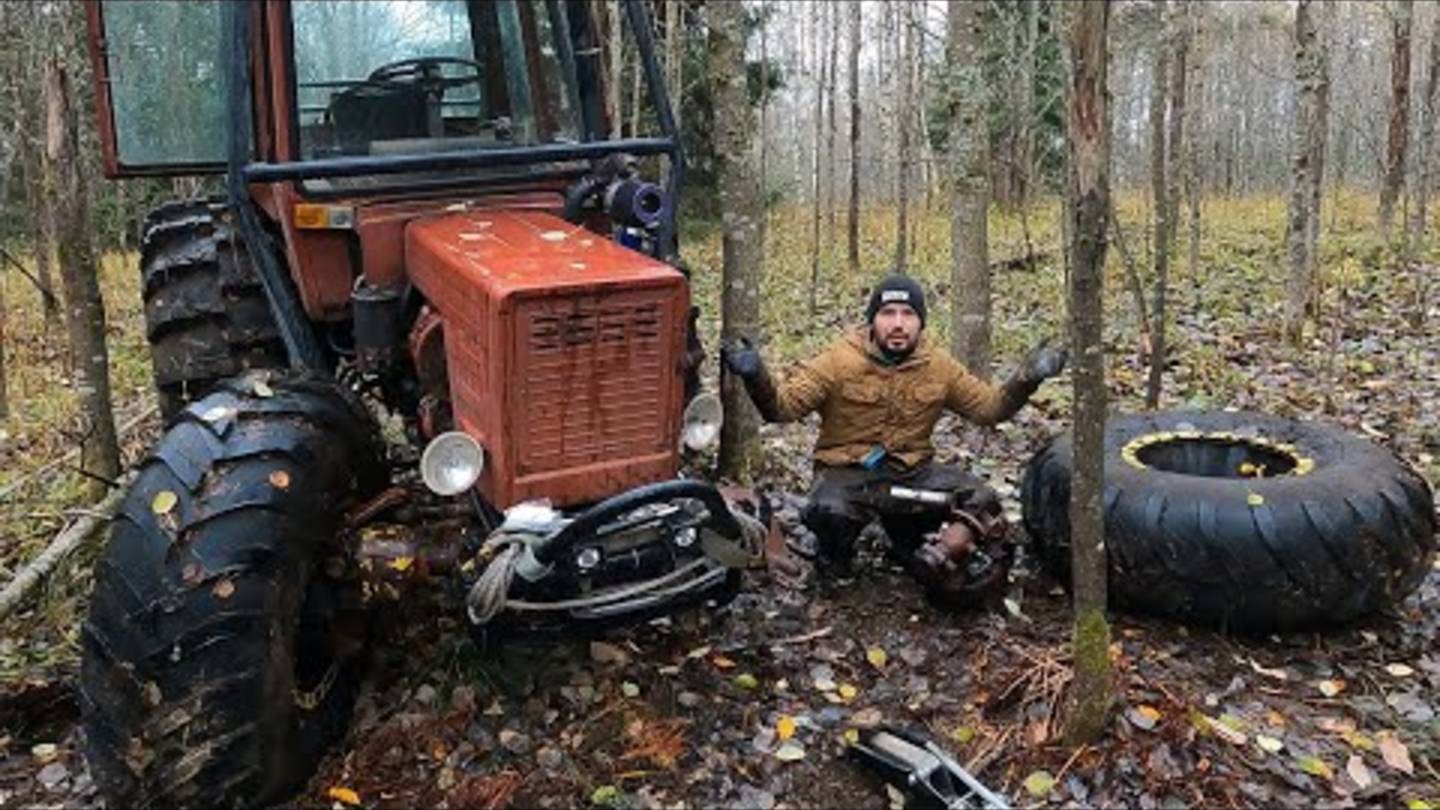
[
  {"xmin": 810, "ymin": 0, "xmax": 826, "ymax": 314},
  {"xmin": 846, "ymin": 0, "xmax": 861, "ymax": 276},
  {"xmin": 711, "ymin": 0, "xmax": 763, "ymax": 480},
  {"xmin": 1406, "ymin": 7, "xmax": 1440, "ymax": 255},
  {"xmin": 607, "ymin": 0, "xmax": 624, "ymax": 139},
  {"xmin": 1285, "ymin": 0, "xmax": 1331, "ymax": 340},
  {"xmin": 825, "ymin": 0, "xmax": 840, "ymax": 241},
  {"xmin": 947, "ymin": 0, "xmax": 991, "ymax": 377},
  {"xmin": 44, "ymin": 58, "xmax": 120, "ymax": 499},
  {"xmin": 1379, "ymin": 0, "xmax": 1414, "ymax": 238},
  {"xmin": 1147, "ymin": 1, "xmax": 1187, "ymax": 410},
  {"xmin": 1185, "ymin": 8, "xmax": 1207, "ymax": 282},
  {"xmin": 664, "ymin": 0, "xmax": 682, "ymax": 136},
  {"xmin": 894, "ymin": 1, "xmax": 914, "ymax": 273},
  {"xmin": 1062, "ymin": 0, "xmax": 1115, "ymax": 747}
]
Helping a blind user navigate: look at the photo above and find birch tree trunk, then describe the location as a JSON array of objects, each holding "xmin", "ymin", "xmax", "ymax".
[
  {"xmin": 894, "ymin": 1, "xmax": 914, "ymax": 274},
  {"xmin": 607, "ymin": 0, "xmax": 624, "ymax": 139},
  {"xmin": 1379, "ymin": 0, "xmax": 1414, "ymax": 239},
  {"xmin": 825, "ymin": 0, "xmax": 840, "ymax": 241},
  {"xmin": 1285, "ymin": 0, "xmax": 1329, "ymax": 339},
  {"xmin": 809, "ymin": 0, "xmax": 826, "ymax": 314},
  {"xmin": 1063, "ymin": 0, "xmax": 1115, "ymax": 748},
  {"xmin": 711, "ymin": 1, "xmax": 763, "ymax": 481},
  {"xmin": 1147, "ymin": 2, "xmax": 1186, "ymax": 410},
  {"xmin": 1406, "ymin": 9, "xmax": 1440, "ymax": 251},
  {"xmin": 44, "ymin": 58, "xmax": 120, "ymax": 500},
  {"xmin": 1186, "ymin": 8, "xmax": 1206, "ymax": 282},
  {"xmin": 947, "ymin": 0, "xmax": 991, "ymax": 377},
  {"xmin": 846, "ymin": 0, "xmax": 861, "ymax": 276}
]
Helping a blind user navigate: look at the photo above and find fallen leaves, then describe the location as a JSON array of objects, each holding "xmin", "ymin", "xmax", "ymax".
[
  {"xmin": 1255, "ymin": 734, "xmax": 1284, "ymax": 754},
  {"xmin": 327, "ymin": 786, "xmax": 361, "ymax": 806},
  {"xmin": 1385, "ymin": 662, "xmax": 1415, "ymax": 677},
  {"xmin": 733, "ymin": 673, "xmax": 759, "ymax": 691},
  {"xmin": 1023, "ymin": 770, "xmax": 1056, "ymax": 797},
  {"xmin": 150, "ymin": 490, "xmax": 177, "ymax": 515},
  {"xmin": 866, "ymin": 647, "xmax": 887, "ymax": 670},
  {"xmin": 589, "ymin": 641, "xmax": 630, "ymax": 666},
  {"xmin": 851, "ymin": 708, "xmax": 882, "ymax": 728},
  {"xmin": 1346, "ymin": 755, "xmax": 1375, "ymax": 789},
  {"xmin": 1295, "ymin": 755, "xmax": 1334, "ymax": 780},
  {"xmin": 1126, "ymin": 704, "xmax": 1162, "ymax": 731},
  {"xmin": 1377, "ymin": 731, "xmax": 1414, "ymax": 775},
  {"xmin": 1317, "ymin": 679, "xmax": 1346, "ymax": 698},
  {"xmin": 776, "ymin": 715, "xmax": 796, "ymax": 741},
  {"xmin": 773, "ymin": 741, "xmax": 806, "ymax": 762},
  {"xmin": 1192, "ymin": 711, "xmax": 1247, "ymax": 746},
  {"xmin": 590, "ymin": 784, "xmax": 621, "ymax": 807}
]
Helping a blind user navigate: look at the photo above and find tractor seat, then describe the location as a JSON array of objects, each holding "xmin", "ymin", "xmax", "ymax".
[{"xmin": 328, "ymin": 82, "xmax": 434, "ymax": 155}]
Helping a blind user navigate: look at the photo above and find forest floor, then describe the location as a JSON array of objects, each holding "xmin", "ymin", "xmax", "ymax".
[{"xmin": 0, "ymin": 192, "xmax": 1437, "ymax": 808}]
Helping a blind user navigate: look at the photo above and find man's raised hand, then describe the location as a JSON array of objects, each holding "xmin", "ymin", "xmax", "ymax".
[
  {"xmin": 1021, "ymin": 341, "xmax": 1069, "ymax": 383},
  {"xmin": 722, "ymin": 337, "xmax": 763, "ymax": 380}
]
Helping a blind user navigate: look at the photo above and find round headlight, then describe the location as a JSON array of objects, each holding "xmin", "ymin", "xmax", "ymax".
[
  {"xmin": 420, "ymin": 431, "xmax": 485, "ymax": 496},
  {"xmin": 681, "ymin": 392, "xmax": 723, "ymax": 451}
]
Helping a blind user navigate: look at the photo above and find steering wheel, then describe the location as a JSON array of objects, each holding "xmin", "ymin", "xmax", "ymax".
[{"xmin": 366, "ymin": 56, "xmax": 484, "ymax": 94}]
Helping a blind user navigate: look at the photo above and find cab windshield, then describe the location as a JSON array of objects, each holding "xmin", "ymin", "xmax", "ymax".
[{"xmin": 292, "ymin": 0, "xmax": 590, "ymax": 160}]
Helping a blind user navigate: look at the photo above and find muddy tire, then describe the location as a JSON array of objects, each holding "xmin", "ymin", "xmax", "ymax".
[
  {"xmin": 141, "ymin": 199, "xmax": 287, "ymax": 420},
  {"xmin": 1020, "ymin": 410, "xmax": 1436, "ymax": 632},
  {"xmin": 80, "ymin": 372, "xmax": 386, "ymax": 809}
]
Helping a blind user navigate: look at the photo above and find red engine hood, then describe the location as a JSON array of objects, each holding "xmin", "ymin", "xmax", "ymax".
[{"xmin": 405, "ymin": 210, "xmax": 689, "ymax": 508}]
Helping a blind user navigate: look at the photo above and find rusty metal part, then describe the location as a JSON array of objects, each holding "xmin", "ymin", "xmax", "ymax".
[
  {"xmin": 408, "ymin": 306, "xmax": 447, "ymax": 395},
  {"xmin": 344, "ymin": 485, "xmax": 410, "ymax": 529},
  {"xmin": 354, "ymin": 521, "xmax": 463, "ymax": 590},
  {"xmin": 716, "ymin": 485, "xmax": 804, "ymax": 582},
  {"xmin": 910, "ymin": 506, "xmax": 1010, "ymax": 606},
  {"xmin": 416, "ymin": 394, "xmax": 452, "ymax": 440}
]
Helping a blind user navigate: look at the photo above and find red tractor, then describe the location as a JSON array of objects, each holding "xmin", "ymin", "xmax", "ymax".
[{"xmin": 80, "ymin": 2, "xmax": 752, "ymax": 806}]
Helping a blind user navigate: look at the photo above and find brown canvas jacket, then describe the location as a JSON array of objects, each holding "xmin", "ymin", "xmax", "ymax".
[{"xmin": 770, "ymin": 327, "xmax": 1012, "ymax": 468}]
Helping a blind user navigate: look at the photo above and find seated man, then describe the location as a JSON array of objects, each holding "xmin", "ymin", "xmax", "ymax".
[{"xmin": 722, "ymin": 274, "xmax": 1066, "ymax": 592}]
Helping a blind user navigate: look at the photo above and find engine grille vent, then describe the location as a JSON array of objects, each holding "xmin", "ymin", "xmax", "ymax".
[{"xmin": 515, "ymin": 296, "xmax": 671, "ymax": 474}]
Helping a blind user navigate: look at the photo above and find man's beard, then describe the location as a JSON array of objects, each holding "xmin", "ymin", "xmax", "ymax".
[{"xmin": 873, "ymin": 328, "xmax": 917, "ymax": 362}]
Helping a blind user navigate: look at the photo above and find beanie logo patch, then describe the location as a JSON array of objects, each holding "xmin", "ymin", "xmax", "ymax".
[{"xmin": 880, "ymin": 290, "xmax": 911, "ymax": 304}]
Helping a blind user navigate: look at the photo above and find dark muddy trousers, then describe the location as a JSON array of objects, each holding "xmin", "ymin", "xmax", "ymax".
[{"xmin": 800, "ymin": 461, "xmax": 1000, "ymax": 568}]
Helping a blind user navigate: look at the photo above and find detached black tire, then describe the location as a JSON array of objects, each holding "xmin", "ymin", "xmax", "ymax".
[
  {"xmin": 1021, "ymin": 410, "xmax": 1436, "ymax": 632},
  {"xmin": 80, "ymin": 372, "xmax": 386, "ymax": 809},
  {"xmin": 141, "ymin": 199, "xmax": 287, "ymax": 420}
]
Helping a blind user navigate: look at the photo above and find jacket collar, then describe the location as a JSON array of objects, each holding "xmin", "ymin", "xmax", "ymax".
[{"xmin": 846, "ymin": 326, "xmax": 931, "ymax": 370}]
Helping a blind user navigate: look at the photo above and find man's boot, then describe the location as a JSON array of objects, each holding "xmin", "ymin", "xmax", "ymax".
[{"xmin": 800, "ymin": 506, "xmax": 865, "ymax": 580}]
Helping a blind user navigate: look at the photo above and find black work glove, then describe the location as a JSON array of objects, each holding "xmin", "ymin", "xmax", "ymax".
[
  {"xmin": 1019, "ymin": 341, "xmax": 1069, "ymax": 384},
  {"xmin": 722, "ymin": 337, "xmax": 764, "ymax": 381},
  {"xmin": 721, "ymin": 337, "xmax": 782, "ymax": 422}
]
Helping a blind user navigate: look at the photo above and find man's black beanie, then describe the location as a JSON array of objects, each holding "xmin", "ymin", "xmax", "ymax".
[{"xmin": 865, "ymin": 273, "xmax": 927, "ymax": 326}]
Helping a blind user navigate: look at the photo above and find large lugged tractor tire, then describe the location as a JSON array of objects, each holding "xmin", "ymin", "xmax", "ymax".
[
  {"xmin": 141, "ymin": 199, "xmax": 287, "ymax": 420},
  {"xmin": 1021, "ymin": 410, "xmax": 1436, "ymax": 633},
  {"xmin": 80, "ymin": 372, "xmax": 387, "ymax": 809}
]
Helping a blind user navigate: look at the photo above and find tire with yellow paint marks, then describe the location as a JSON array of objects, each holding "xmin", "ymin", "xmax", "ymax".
[
  {"xmin": 79, "ymin": 372, "xmax": 386, "ymax": 809},
  {"xmin": 1020, "ymin": 410, "xmax": 1435, "ymax": 632}
]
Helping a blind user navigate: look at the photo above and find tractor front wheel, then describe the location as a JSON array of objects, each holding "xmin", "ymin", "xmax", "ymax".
[{"xmin": 79, "ymin": 372, "xmax": 386, "ymax": 809}]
